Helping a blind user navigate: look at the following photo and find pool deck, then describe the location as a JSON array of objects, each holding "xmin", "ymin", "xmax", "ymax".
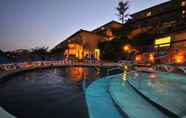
[{"xmin": 128, "ymin": 72, "xmax": 186, "ymax": 118}]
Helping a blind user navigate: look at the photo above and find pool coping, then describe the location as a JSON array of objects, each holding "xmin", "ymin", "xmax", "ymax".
[{"xmin": 0, "ymin": 64, "xmax": 115, "ymax": 82}]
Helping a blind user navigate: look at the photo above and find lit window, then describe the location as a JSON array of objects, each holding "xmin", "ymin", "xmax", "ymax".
[
  {"xmin": 155, "ymin": 36, "xmax": 171, "ymax": 47},
  {"xmin": 101, "ymin": 27, "xmax": 105, "ymax": 30},
  {"xmin": 182, "ymin": 10, "xmax": 186, "ymax": 14},
  {"xmin": 181, "ymin": 1, "xmax": 186, "ymax": 6},
  {"xmin": 146, "ymin": 12, "xmax": 152, "ymax": 17}
]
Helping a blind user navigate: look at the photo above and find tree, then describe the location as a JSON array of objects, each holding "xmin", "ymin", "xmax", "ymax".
[
  {"xmin": 116, "ymin": 0, "xmax": 129, "ymax": 24},
  {"xmin": 31, "ymin": 46, "xmax": 49, "ymax": 61},
  {"xmin": 31, "ymin": 46, "xmax": 48, "ymax": 55},
  {"xmin": 0, "ymin": 49, "xmax": 4, "ymax": 55}
]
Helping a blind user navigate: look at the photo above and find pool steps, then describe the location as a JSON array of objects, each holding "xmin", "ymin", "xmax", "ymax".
[
  {"xmin": 86, "ymin": 73, "xmax": 183, "ymax": 118},
  {"xmin": 128, "ymin": 72, "xmax": 186, "ymax": 118}
]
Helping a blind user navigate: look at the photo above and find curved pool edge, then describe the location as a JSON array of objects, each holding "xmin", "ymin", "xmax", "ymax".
[
  {"xmin": 128, "ymin": 75, "xmax": 180, "ymax": 118},
  {"xmin": 0, "ymin": 67, "xmax": 49, "ymax": 82},
  {"xmin": 0, "ymin": 64, "xmax": 111, "ymax": 82},
  {"xmin": 0, "ymin": 69, "xmax": 29, "ymax": 118},
  {"xmin": 85, "ymin": 74, "xmax": 125, "ymax": 118},
  {"xmin": 0, "ymin": 107, "xmax": 16, "ymax": 118}
]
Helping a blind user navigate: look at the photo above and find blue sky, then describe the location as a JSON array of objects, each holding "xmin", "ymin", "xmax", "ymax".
[{"xmin": 0, "ymin": 0, "xmax": 169, "ymax": 51}]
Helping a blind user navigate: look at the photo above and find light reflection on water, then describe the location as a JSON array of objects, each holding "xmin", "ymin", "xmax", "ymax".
[
  {"xmin": 130, "ymin": 71, "xmax": 186, "ymax": 116},
  {"xmin": 66, "ymin": 67, "xmax": 88, "ymax": 81},
  {"xmin": 131, "ymin": 71, "xmax": 186, "ymax": 96},
  {"xmin": 0, "ymin": 67, "xmax": 108, "ymax": 118}
]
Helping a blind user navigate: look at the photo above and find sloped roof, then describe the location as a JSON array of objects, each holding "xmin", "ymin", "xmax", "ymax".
[
  {"xmin": 92, "ymin": 20, "xmax": 123, "ymax": 32},
  {"xmin": 52, "ymin": 21, "xmax": 123, "ymax": 51},
  {"xmin": 53, "ymin": 29, "xmax": 103, "ymax": 50},
  {"xmin": 131, "ymin": 1, "xmax": 172, "ymax": 20}
]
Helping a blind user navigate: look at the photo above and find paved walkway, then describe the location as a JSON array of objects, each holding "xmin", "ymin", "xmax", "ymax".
[
  {"xmin": 109, "ymin": 74, "xmax": 168, "ymax": 118},
  {"xmin": 85, "ymin": 76, "xmax": 123, "ymax": 118},
  {"xmin": 128, "ymin": 72, "xmax": 186, "ymax": 118}
]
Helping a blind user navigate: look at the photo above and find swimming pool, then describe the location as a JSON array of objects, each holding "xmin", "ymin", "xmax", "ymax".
[
  {"xmin": 1, "ymin": 67, "xmax": 186, "ymax": 118},
  {"xmin": 0, "ymin": 67, "xmax": 109, "ymax": 118}
]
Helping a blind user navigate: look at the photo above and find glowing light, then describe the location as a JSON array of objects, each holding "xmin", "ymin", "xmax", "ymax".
[
  {"xmin": 106, "ymin": 29, "xmax": 113, "ymax": 40},
  {"xmin": 149, "ymin": 73, "xmax": 157, "ymax": 79},
  {"xmin": 155, "ymin": 36, "xmax": 171, "ymax": 46},
  {"xmin": 146, "ymin": 12, "xmax": 152, "ymax": 17},
  {"xmin": 159, "ymin": 44, "xmax": 170, "ymax": 47},
  {"xmin": 79, "ymin": 47, "xmax": 83, "ymax": 59},
  {"xmin": 67, "ymin": 67, "xmax": 87, "ymax": 81},
  {"xmin": 95, "ymin": 49, "xmax": 100, "ymax": 60},
  {"xmin": 181, "ymin": 1, "xmax": 186, "ymax": 6},
  {"xmin": 135, "ymin": 55, "xmax": 142, "ymax": 63},
  {"xmin": 25, "ymin": 64, "xmax": 32, "ymax": 68},
  {"xmin": 182, "ymin": 10, "xmax": 186, "ymax": 14},
  {"xmin": 174, "ymin": 54, "xmax": 185, "ymax": 64},
  {"xmin": 149, "ymin": 53, "xmax": 155, "ymax": 63},
  {"xmin": 124, "ymin": 65, "xmax": 128, "ymax": 70},
  {"xmin": 122, "ymin": 70, "xmax": 128, "ymax": 81},
  {"xmin": 123, "ymin": 44, "xmax": 131, "ymax": 52}
]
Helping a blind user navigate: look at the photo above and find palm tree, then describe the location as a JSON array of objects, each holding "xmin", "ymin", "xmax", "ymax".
[{"xmin": 116, "ymin": 0, "xmax": 129, "ymax": 24}]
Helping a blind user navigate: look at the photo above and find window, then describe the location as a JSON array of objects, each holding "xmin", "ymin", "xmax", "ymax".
[
  {"xmin": 146, "ymin": 12, "xmax": 152, "ymax": 17},
  {"xmin": 182, "ymin": 10, "xmax": 186, "ymax": 14},
  {"xmin": 101, "ymin": 27, "xmax": 105, "ymax": 30},
  {"xmin": 181, "ymin": 1, "xmax": 186, "ymax": 6},
  {"xmin": 155, "ymin": 36, "xmax": 171, "ymax": 47}
]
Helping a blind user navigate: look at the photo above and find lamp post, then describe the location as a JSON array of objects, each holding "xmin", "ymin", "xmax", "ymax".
[
  {"xmin": 123, "ymin": 44, "xmax": 131, "ymax": 60},
  {"xmin": 123, "ymin": 45, "xmax": 130, "ymax": 52},
  {"xmin": 123, "ymin": 44, "xmax": 139, "ymax": 61}
]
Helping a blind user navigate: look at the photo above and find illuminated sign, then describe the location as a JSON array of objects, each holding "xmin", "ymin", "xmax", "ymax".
[{"xmin": 155, "ymin": 36, "xmax": 171, "ymax": 47}]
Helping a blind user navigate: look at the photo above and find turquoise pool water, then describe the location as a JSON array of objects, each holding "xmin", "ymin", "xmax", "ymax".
[
  {"xmin": 85, "ymin": 71, "xmax": 186, "ymax": 118},
  {"xmin": 85, "ymin": 75, "xmax": 123, "ymax": 118},
  {"xmin": 129, "ymin": 71, "xmax": 186, "ymax": 117},
  {"xmin": 109, "ymin": 75, "xmax": 168, "ymax": 118}
]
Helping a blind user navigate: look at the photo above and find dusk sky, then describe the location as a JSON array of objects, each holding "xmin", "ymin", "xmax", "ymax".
[{"xmin": 0, "ymin": 0, "xmax": 169, "ymax": 51}]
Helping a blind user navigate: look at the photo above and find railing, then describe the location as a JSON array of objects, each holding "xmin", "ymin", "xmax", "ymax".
[
  {"xmin": 0, "ymin": 60, "xmax": 124, "ymax": 71},
  {"xmin": 155, "ymin": 64, "xmax": 186, "ymax": 75}
]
